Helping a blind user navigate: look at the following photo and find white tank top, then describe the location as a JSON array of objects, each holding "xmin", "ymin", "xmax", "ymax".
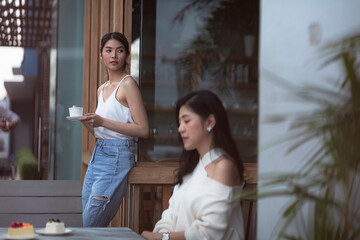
[{"xmin": 94, "ymin": 75, "xmax": 135, "ymax": 140}]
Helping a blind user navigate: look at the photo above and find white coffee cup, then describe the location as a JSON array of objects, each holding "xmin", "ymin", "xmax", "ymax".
[{"xmin": 69, "ymin": 106, "xmax": 83, "ymax": 117}]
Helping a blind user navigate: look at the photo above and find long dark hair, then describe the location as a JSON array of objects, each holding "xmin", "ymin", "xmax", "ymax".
[
  {"xmin": 175, "ymin": 90, "xmax": 244, "ymax": 185},
  {"xmin": 100, "ymin": 32, "xmax": 130, "ymax": 69}
]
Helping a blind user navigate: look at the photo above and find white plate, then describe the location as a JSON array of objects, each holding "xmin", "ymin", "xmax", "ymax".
[
  {"xmin": 1, "ymin": 234, "xmax": 37, "ymax": 240},
  {"xmin": 66, "ymin": 116, "xmax": 83, "ymax": 121},
  {"xmin": 35, "ymin": 228, "xmax": 72, "ymax": 236}
]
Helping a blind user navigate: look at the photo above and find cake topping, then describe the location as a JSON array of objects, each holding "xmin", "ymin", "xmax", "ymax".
[
  {"xmin": 10, "ymin": 222, "xmax": 24, "ymax": 228},
  {"xmin": 48, "ymin": 218, "xmax": 61, "ymax": 223}
]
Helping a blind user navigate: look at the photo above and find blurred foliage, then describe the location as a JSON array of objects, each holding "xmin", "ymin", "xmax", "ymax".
[
  {"xmin": 242, "ymin": 33, "xmax": 360, "ymax": 239},
  {"xmin": 16, "ymin": 148, "xmax": 40, "ymax": 180},
  {"xmin": 173, "ymin": 0, "xmax": 259, "ymax": 93}
]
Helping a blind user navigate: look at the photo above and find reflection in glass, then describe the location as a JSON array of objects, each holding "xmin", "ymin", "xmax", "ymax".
[
  {"xmin": 0, "ymin": 0, "xmax": 84, "ymax": 180},
  {"xmin": 0, "ymin": 47, "xmax": 24, "ymax": 179},
  {"xmin": 136, "ymin": 0, "xmax": 259, "ymax": 163},
  {"xmin": 0, "ymin": 0, "xmax": 55, "ymax": 180}
]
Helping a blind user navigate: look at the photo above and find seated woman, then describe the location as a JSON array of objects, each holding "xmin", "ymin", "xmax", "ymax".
[{"xmin": 142, "ymin": 90, "xmax": 245, "ymax": 240}]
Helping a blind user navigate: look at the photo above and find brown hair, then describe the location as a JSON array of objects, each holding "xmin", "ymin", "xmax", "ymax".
[{"xmin": 175, "ymin": 90, "xmax": 244, "ymax": 185}]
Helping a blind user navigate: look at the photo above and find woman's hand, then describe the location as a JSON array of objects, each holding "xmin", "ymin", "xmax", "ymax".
[
  {"xmin": 79, "ymin": 113, "xmax": 104, "ymax": 128},
  {"xmin": 0, "ymin": 120, "xmax": 17, "ymax": 132},
  {"xmin": 141, "ymin": 231, "xmax": 162, "ymax": 240}
]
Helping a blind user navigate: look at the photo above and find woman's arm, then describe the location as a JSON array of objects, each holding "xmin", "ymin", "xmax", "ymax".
[
  {"xmin": 79, "ymin": 78, "xmax": 149, "ymax": 138},
  {"xmin": 184, "ymin": 159, "xmax": 242, "ymax": 240},
  {"xmin": 112, "ymin": 76, "xmax": 149, "ymax": 138},
  {"xmin": 141, "ymin": 231, "xmax": 185, "ymax": 240},
  {"xmin": 141, "ymin": 187, "xmax": 180, "ymax": 239},
  {"xmin": 0, "ymin": 104, "xmax": 20, "ymax": 123}
]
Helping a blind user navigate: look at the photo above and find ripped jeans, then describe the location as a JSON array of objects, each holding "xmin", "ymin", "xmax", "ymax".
[{"xmin": 82, "ymin": 138, "xmax": 135, "ymax": 227}]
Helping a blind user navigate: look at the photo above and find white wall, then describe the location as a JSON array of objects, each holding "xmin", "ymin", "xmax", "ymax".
[{"xmin": 258, "ymin": 1, "xmax": 360, "ymax": 238}]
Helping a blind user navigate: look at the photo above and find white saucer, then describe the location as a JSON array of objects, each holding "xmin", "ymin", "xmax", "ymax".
[
  {"xmin": 35, "ymin": 228, "xmax": 72, "ymax": 236},
  {"xmin": 1, "ymin": 234, "xmax": 37, "ymax": 239},
  {"xmin": 66, "ymin": 116, "xmax": 83, "ymax": 121}
]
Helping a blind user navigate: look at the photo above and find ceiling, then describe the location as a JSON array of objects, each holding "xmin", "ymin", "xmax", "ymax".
[{"xmin": 0, "ymin": 0, "xmax": 53, "ymax": 48}]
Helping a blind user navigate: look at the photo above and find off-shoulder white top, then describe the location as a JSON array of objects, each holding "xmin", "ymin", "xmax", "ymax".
[{"xmin": 153, "ymin": 148, "xmax": 244, "ymax": 240}]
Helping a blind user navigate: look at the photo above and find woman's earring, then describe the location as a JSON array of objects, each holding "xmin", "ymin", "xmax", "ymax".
[{"xmin": 207, "ymin": 127, "xmax": 212, "ymax": 132}]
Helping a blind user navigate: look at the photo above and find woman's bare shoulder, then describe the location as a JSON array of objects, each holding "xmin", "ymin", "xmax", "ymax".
[
  {"xmin": 122, "ymin": 75, "xmax": 138, "ymax": 88},
  {"xmin": 212, "ymin": 156, "xmax": 242, "ymax": 186}
]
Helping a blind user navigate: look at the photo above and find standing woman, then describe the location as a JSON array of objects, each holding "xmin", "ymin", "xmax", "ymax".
[
  {"xmin": 80, "ymin": 32, "xmax": 149, "ymax": 227},
  {"xmin": 142, "ymin": 90, "xmax": 245, "ymax": 240}
]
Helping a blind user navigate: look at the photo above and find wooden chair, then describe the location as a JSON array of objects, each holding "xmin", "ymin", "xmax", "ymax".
[
  {"xmin": 126, "ymin": 161, "xmax": 257, "ymax": 238},
  {"xmin": 0, "ymin": 180, "xmax": 82, "ymax": 227},
  {"xmin": 240, "ymin": 163, "xmax": 258, "ymax": 240},
  {"xmin": 127, "ymin": 161, "xmax": 177, "ymax": 233},
  {"xmin": 241, "ymin": 184, "xmax": 257, "ymax": 240}
]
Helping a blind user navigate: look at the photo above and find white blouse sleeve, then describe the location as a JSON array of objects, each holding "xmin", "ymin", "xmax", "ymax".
[
  {"xmin": 153, "ymin": 190, "xmax": 176, "ymax": 233},
  {"xmin": 184, "ymin": 188, "xmax": 240, "ymax": 240}
]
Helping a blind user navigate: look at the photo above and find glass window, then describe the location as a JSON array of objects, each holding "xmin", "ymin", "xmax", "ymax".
[
  {"xmin": 134, "ymin": 0, "xmax": 259, "ymax": 163},
  {"xmin": 0, "ymin": 0, "xmax": 84, "ymax": 180},
  {"xmin": 53, "ymin": 0, "xmax": 84, "ymax": 179}
]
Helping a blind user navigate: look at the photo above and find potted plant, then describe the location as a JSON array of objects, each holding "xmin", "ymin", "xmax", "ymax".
[{"xmin": 242, "ymin": 32, "xmax": 360, "ymax": 239}]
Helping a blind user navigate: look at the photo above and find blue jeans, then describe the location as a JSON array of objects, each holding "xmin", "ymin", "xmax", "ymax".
[{"xmin": 82, "ymin": 139, "xmax": 135, "ymax": 227}]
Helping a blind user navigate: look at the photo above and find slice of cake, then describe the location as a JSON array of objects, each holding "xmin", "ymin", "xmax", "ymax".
[
  {"xmin": 8, "ymin": 222, "xmax": 35, "ymax": 237},
  {"xmin": 45, "ymin": 219, "xmax": 66, "ymax": 233}
]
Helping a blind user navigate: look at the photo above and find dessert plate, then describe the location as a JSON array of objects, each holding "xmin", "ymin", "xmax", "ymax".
[
  {"xmin": 2, "ymin": 234, "xmax": 37, "ymax": 239},
  {"xmin": 66, "ymin": 116, "xmax": 83, "ymax": 121},
  {"xmin": 35, "ymin": 228, "xmax": 72, "ymax": 236}
]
